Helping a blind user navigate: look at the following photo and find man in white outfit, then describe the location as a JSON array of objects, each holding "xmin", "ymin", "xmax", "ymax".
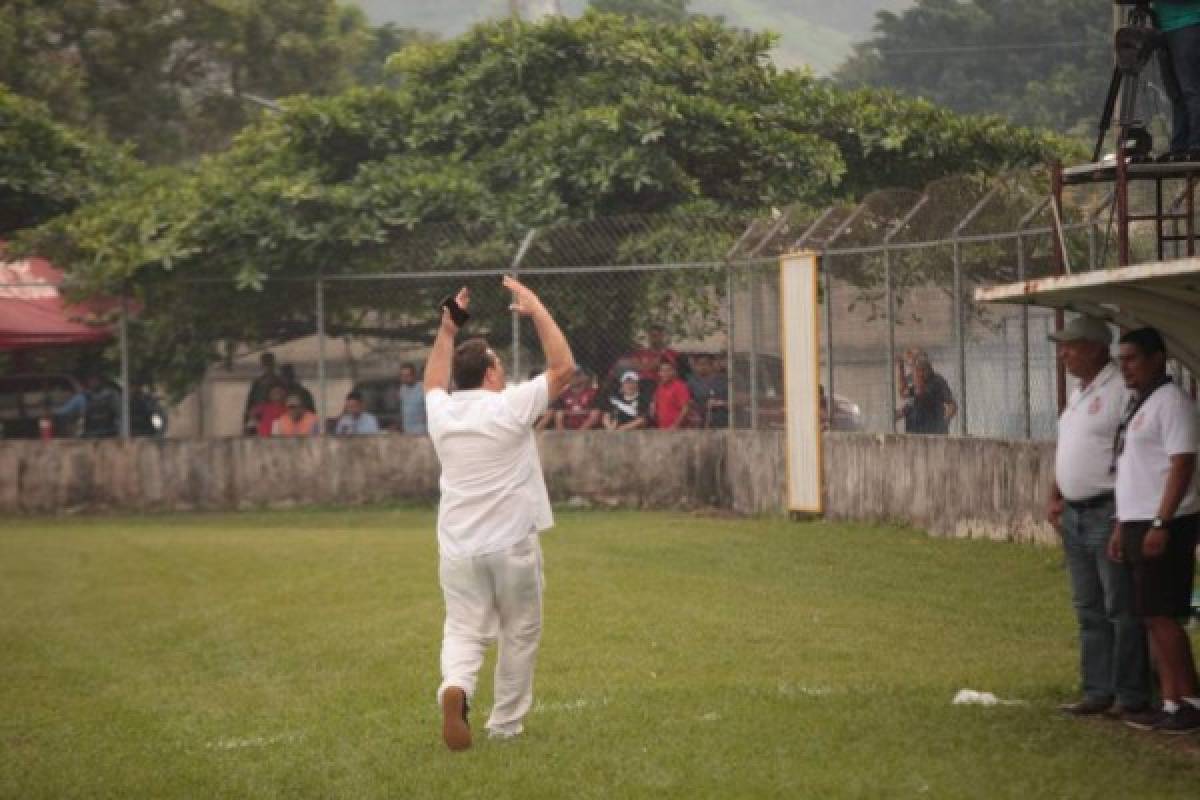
[{"xmin": 423, "ymin": 276, "xmax": 574, "ymax": 751}]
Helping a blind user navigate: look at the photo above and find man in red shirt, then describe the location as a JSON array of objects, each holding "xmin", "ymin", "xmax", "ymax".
[
  {"xmin": 541, "ymin": 368, "xmax": 600, "ymax": 430},
  {"xmin": 624, "ymin": 324, "xmax": 685, "ymax": 382},
  {"xmin": 652, "ymin": 359, "xmax": 691, "ymax": 430}
]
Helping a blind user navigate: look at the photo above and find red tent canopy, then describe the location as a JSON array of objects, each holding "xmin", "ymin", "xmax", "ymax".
[{"xmin": 0, "ymin": 248, "xmax": 115, "ymax": 351}]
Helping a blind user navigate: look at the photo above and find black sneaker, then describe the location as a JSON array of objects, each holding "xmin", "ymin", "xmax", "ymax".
[
  {"xmin": 1059, "ymin": 697, "xmax": 1113, "ymax": 716},
  {"xmin": 1156, "ymin": 704, "xmax": 1200, "ymax": 735},
  {"xmin": 1123, "ymin": 707, "xmax": 1169, "ymax": 730}
]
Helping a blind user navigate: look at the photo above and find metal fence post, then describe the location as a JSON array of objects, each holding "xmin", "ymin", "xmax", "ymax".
[
  {"xmin": 952, "ymin": 240, "xmax": 967, "ymax": 436},
  {"xmin": 510, "ymin": 228, "xmax": 538, "ymax": 380},
  {"xmin": 884, "ymin": 248, "xmax": 897, "ymax": 433},
  {"xmin": 119, "ymin": 289, "xmax": 131, "ymax": 441},
  {"xmin": 1087, "ymin": 221, "xmax": 1098, "ymax": 271},
  {"xmin": 823, "ymin": 256, "xmax": 835, "ymax": 429},
  {"xmin": 1016, "ymin": 234, "xmax": 1031, "ymax": 439},
  {"xmin": 316, "ymin": 275, "xmax": 326, "ymax": 435},
  {"xmin": 749, "ymin": 265, "xmax": 760, "ymax": 429},
  {"xmin": 726, "ymin": 263, "xmax": 736, "ymax": 430}
]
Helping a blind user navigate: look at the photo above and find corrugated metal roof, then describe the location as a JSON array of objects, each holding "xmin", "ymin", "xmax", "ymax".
[{"xmin": 974, "ymin": 258, "xmax": 1200, "ymax": 375}]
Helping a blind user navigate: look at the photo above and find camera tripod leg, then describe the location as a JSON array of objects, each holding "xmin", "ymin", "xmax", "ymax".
[{"xmin": 1094, "ymin": 66, "xmax": 1123, "ymax": 162}]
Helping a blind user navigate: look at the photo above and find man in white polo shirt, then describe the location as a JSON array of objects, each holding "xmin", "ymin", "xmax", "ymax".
[
  {"xmin": 1046, "ymin": 316, "xmax": 1149, "ymax": 718},
  {"xmin": 423, "ymin": 276, "xmax": 574, "ymax": 751},
  {"xmin": 1108, "ymin": 327, "xmax": 1200, "ymax": 735}
]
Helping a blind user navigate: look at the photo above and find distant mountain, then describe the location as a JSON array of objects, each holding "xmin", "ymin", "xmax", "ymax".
[{"xmin": 350, "ymin": 1, "xmax": 914, "ymax": 73}]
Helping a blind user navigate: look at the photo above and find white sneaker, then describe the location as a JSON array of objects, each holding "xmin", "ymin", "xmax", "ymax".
[{"xmin": 486, "ymin": 726, "xmax": 523, "ymax": 741}]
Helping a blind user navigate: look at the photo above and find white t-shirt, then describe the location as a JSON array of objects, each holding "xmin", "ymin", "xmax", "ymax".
[
  {"xmin": 1115, "ymin": 381, "xmax": 1200, "ymax": 521},
  {"xmin": 1055, "ymin": 363, "xmax": 1128, "ymax": 502},
  {"xmin": 426, "ymin": 375, "xmax": 553, "ymax": 559}
]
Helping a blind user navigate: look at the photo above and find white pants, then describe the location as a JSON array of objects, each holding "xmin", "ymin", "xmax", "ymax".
[{"xmin": 437, "ymin": 532, "xmax": 543, "ymax": 736}]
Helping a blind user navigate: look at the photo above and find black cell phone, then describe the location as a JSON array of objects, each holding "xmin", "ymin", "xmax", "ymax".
[{"xmin": 440, "ymin": 294, "xmax": 470, "ymax": 327}]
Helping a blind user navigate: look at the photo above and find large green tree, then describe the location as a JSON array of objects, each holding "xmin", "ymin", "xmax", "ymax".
[
  {"xmin": 0, "ymin": 0, "xmax": 419, "ymax": 163},
  {"xmin": 22, "ymin": 11, "xmax": 1067, "ymax": 395},
  {"xmin": 835, "ymin": 0, "xmax": 1110, "ymax": 138}
]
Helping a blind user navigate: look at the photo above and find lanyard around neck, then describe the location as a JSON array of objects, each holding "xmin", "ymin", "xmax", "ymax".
[{"xmin": 1109, "ymin": 374, "xmax": 1173, "ymax": 474}]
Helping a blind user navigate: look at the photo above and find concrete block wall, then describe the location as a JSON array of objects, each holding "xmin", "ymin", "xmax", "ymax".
[{"xmin": 0, "ymin": 432, "xmax": 1059, "ymax": 545}]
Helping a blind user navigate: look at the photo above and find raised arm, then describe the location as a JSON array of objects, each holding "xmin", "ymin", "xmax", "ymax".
[
  {"xmin": 424, "ymin": 287, "xmax": 469, "ymax": 394},
  {"xmin": 504, "ymin": 275, "xmax": 575, "ymax": 398}
]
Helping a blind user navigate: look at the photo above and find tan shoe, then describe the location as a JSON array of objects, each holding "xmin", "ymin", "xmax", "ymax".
[{"xmin": 441, "ymin": 687, "xmax": 471, "ymax": 751}]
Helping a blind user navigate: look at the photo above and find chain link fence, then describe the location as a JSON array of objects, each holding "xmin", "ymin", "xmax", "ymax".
[{"xmin": 3, "ymin": 168, "xmax": 1163, "ymax": 442}]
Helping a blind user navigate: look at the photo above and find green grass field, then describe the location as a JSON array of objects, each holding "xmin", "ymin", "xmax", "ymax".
[{"xmin": 2, "ymin": 509, "xmax": 1197, "ymax": 798}]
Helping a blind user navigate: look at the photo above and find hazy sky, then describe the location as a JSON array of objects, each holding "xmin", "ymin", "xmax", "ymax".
[{"xmin": 351, "ymin": 1, "xmax": 915, "ymax": 73}]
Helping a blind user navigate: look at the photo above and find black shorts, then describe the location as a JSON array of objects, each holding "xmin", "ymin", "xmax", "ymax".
[{"xmin": 1120, "ymin": 514, "xmax": 1199, "ymax": 618}]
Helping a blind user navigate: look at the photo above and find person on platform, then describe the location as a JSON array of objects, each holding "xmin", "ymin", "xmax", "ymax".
[{"xmin": 1155, "ymin": 1, "xmax": 1200, "ymax": 160}]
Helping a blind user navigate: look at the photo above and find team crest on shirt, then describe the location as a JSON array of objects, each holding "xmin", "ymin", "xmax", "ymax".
[{"xmin": 1088, "ymin": 396, "xmax": 1102, "ymax": 415}]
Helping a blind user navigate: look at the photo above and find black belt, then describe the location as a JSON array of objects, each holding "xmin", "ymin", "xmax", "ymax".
[{"xmin": 1066, "ymin": 492, "xmax": 1115, "ymax": 511}]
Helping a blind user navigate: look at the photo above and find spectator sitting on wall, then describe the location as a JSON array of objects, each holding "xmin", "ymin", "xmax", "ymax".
[
  {"xmin": 897, "ymin": 355, "xmax": 956, "ymax": 435},
  {"xmin": 54, "ymin": 373, "xmax": 122, "ymax": 438},
  {"xmin": 686, "ymin": 354, "xmax": 728, "ymax": 428},
  {"xmin": 624, "ymin": 324, "xmax": 688, "ymax": 382},
  {"xmin": 651, "ymin": 359, "xmax": 692, "ymax": 430},
  {"xmin": 603, "ymin": 370, "xmax": 650, "ymax": 431},
  {"xmin": 280, "ymin": 364, "xmax": 315, "ymax": 413},
  {"xmin": 252, "ymin": 384, "xmax": 288, "ymax": 438},
  {"xmin": 334, "ymin": 390, "xmax": 380, "ymax": 435},
  {"xmin": 397, "ymin": 362, "xmax": 427, "ymax": 435},
  {"xmin": 541, "ymin": 367, "xmax": 600, "ymax": 431},
  {"xmin": 243, "ymin": 352, "xmax": 282, "ymax": 435},
  {"xmin": 272, "ymin": 393, "xmax": 320, "ymax": 437}
]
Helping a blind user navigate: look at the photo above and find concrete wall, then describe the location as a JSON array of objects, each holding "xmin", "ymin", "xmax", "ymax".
[
  {"xmin": 0, "ymin": 432, "xmax": 1058, "ymax": 545},
  {"xmin": 822, "ymin": 433, "xmax": 1057, "ymax": 545}
]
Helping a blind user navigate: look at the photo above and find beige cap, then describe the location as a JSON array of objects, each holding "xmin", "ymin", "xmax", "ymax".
[{"xmin": 1048, "ymin": 316, "xmax": 1112, "ymax": 346}]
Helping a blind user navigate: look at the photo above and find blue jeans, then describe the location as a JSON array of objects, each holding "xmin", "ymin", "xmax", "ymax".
[
  {"xmin": 1061, "ymin": 501, "xmax": 1150, "ymax": 707},
  {"xmin": 1162, "ymin": 24, "xmax": 1200, "ymax": 152}
]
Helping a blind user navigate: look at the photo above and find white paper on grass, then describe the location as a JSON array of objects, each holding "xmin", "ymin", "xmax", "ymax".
[{"xmin": 952, "ymin": 689, "xmax": 1024, "ymax": 706}]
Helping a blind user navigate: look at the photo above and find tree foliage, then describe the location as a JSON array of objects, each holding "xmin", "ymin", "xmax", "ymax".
[
  {"xmin": 0, "ymin": 0, "xmax": 423, "ymax": 163},
  {"xmin": 835, "ymin": 0, "xmax": 1110, "ymax": 138},
  {"xmin": 22, "ymin": 11, "xmax": 1068, "ymax": 396},
  {"xmin": 589, "ymin": 0, "xmax": 692, "ymax": 23},
  {"xmin": 0, "ymin": 86, "xmax": 133, "ymax": 236}
]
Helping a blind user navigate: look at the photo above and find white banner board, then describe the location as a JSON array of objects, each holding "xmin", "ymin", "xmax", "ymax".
[{"xmin": 780, "ymin": 251, "xmax": 823, "ymax": 513}]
